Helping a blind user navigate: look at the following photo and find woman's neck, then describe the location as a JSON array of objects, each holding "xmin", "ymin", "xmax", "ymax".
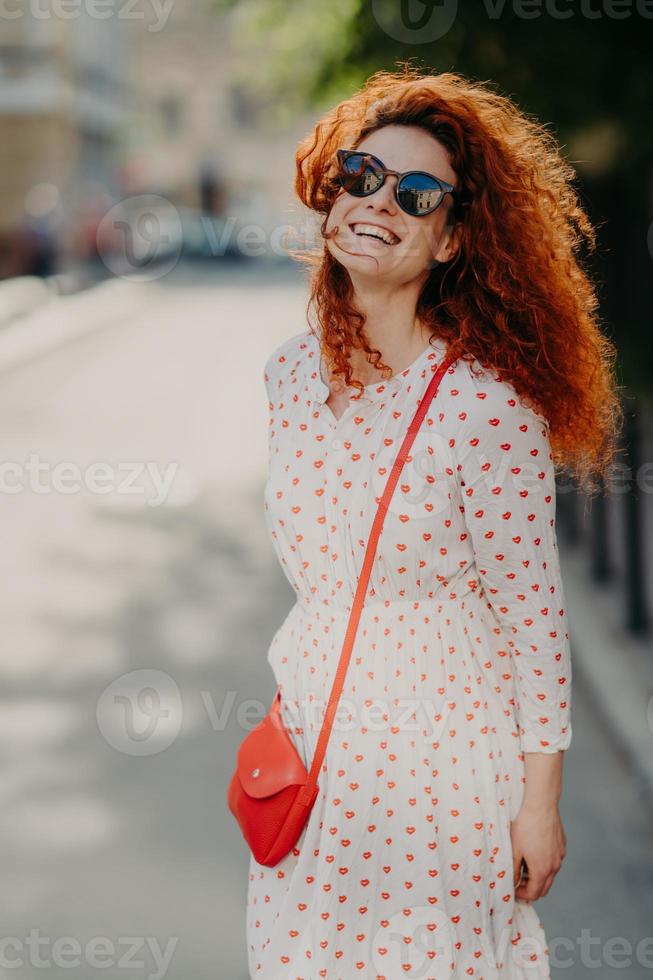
[
  {"xmin": 338, "ymin": 273, "xmax": 432, "ymax": 383},
  {"xmin": 346, "ymin": 318, "xmax": 434, "ymax": 386}
]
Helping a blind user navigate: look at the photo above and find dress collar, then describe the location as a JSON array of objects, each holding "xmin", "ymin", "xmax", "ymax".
[{"xmin": 306, "ymin": 330, "xmax": 449, "ymax": 406}]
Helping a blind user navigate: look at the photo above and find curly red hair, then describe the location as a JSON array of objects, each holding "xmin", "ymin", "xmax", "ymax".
[{"xmin": 290, "ymin": 63, "xmax": 623, "ymax": 492}]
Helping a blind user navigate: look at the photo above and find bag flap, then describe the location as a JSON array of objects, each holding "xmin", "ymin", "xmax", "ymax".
[{"xmin": 237, "ymin": 689, "xmax": 308, "ymax": 798}]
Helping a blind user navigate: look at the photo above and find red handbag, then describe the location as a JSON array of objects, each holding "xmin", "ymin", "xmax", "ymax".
[{"xmin": 227, "ymin": 349, "xmax": 456, "ymax": 867}]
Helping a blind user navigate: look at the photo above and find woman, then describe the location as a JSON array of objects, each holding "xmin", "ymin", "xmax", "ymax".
[{"xmin": 246, "ymin": 66, "xmax": 621, "ymax": 978}]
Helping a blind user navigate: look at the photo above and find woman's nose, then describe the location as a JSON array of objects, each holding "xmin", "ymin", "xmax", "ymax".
[{"xmin": 367, "ymin": 175, "xmax": 398, "ymax": 212}]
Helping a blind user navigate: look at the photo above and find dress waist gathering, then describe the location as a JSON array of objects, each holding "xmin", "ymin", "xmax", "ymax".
[{"xmin": 293, "ymin": 584, "xmax": 485, "ymax": 622}]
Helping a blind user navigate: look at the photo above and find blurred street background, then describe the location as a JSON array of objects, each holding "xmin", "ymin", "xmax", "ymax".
[{"xmin": 0, "ymin": 1, "xmax": 652, "ymax": 978}]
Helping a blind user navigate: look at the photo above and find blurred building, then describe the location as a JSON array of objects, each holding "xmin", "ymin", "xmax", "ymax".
[
  {"xmin": 0, "ymin": 3, "xmax": 130, "ymax": 277},
  {"xmin": 126, "ymin": 0, "xmax": 313, "ymax": 253},
  {"xmin": 0, "ymin": 0, "xmax": 315, "ymax": 279}
]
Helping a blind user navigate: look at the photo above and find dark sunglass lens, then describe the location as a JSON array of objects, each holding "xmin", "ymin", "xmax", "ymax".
[
  {"xmin": 340, "ymin": 153, "xmax": 382, "ymax": 195},
  {"xmin": 398, "ymin": 174, "xmax": 444, "ymax": 215}
]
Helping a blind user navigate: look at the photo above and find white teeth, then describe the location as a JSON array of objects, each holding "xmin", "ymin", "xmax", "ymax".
[{"xmin": 350, "ymin": 223, "xmax": 400, "ymax": 246}]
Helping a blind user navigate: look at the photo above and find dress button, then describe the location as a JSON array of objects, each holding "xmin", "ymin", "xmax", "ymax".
[{"xmin": 331, "ymin": 439, "xmax": 342, "ymax": 451}]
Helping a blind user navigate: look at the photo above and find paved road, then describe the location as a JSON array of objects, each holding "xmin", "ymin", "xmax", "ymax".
[{"xmin": 0, "ymin": 260, "xmax": 651, "ymax": 979}]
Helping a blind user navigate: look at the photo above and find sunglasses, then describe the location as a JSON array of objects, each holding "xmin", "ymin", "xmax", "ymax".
[{"xmin": 336, "ymin": 148, "xmax": 468, "ymax": 218}]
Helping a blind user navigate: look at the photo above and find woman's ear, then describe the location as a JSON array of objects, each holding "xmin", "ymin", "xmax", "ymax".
[{"xmin": 437, "ymin": 219, "xmax": 463, "ymax": 264}]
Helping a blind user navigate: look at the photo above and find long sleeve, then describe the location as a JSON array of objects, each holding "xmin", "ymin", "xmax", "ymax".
[{"xmin": 452, "ymin": 373, "xmax": 572, "ymax": 754}]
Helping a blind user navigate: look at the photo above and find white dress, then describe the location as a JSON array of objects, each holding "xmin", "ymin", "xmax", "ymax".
[{"xmin": 246, "ymin": 328, "xmax": 572, "ymax": 979}]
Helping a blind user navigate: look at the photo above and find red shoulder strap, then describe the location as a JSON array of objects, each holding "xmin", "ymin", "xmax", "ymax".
[{"xmin": 297, "ymin": 350, "xmax": 457, "ymax": 805}]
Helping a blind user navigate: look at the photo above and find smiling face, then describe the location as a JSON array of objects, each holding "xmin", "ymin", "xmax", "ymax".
[{"xmin": 324, "ymin": 124, "xmax": 463, "ymax": 284}]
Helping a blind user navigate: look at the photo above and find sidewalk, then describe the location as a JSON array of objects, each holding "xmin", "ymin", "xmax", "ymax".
[
  {"xmin": 560, "ymin": 541, "xmax": 653, "ymax": 807},
  {"xmin": 0, "ymin": 276, "xmax": 153, "ymax": 377}
]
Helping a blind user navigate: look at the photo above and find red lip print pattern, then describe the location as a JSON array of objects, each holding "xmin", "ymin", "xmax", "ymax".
[{"xmin": 247, "ymin": 329, "xmax": 571, "ymax": 978}]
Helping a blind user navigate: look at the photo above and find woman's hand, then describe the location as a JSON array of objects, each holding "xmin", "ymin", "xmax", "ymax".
[
  {"xmin": 511, "ymin": 801, "xmax": 567, "ymax": 901},
  {"xmin": 511, "ymin": 750, "xmax": 567, "ymax": 901}
]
